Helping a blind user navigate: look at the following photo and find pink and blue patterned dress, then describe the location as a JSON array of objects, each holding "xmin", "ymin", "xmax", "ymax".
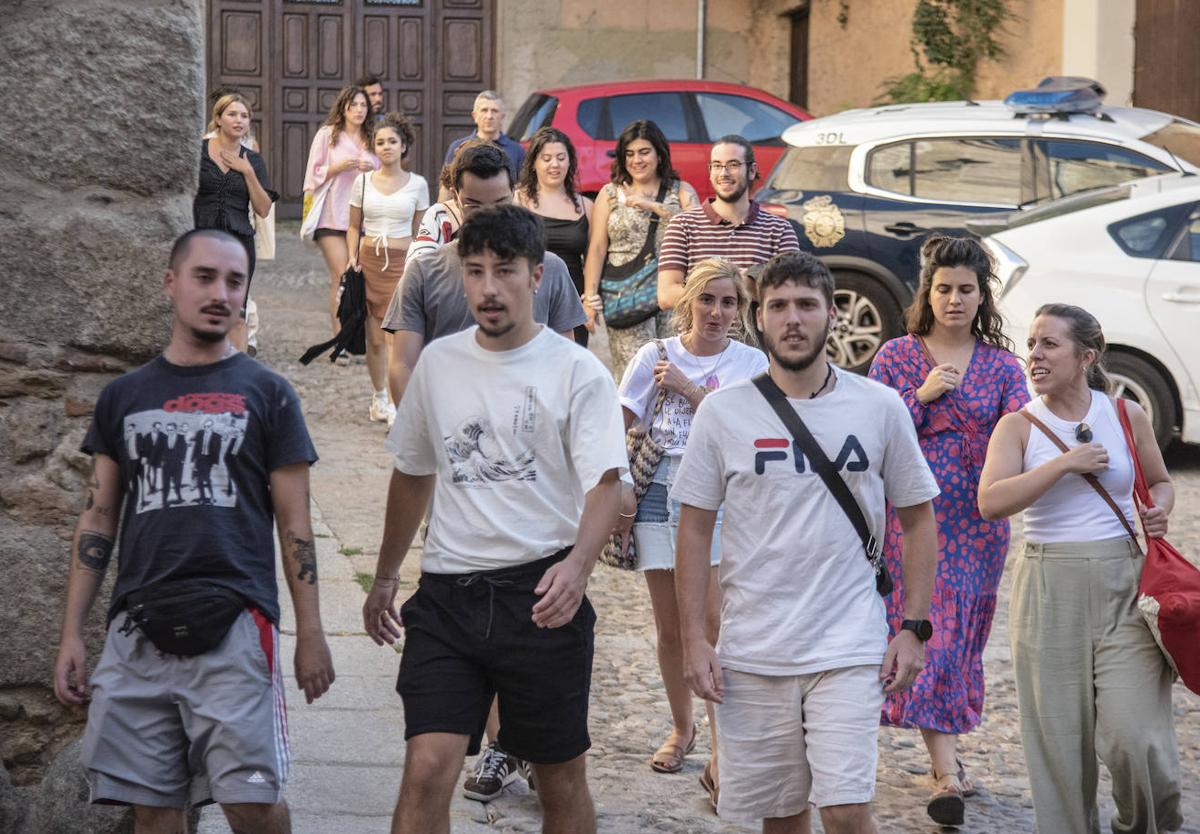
[{"xmin": 869, "ymin": 334, "xmax": 1029, "ymax": 734}]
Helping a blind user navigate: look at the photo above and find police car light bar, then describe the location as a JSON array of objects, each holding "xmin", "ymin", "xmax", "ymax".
[{"xmin": 1005, "ymin": 76, "xmax": 1106, "ymax": 116}]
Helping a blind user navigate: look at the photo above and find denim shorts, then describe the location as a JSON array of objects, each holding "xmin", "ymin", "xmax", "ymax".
[{"xmin": 633, "ymin": 455, "xmax": 721, "ymax": 572}]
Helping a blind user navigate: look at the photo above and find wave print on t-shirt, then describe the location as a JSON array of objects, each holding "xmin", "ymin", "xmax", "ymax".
[{"xmin": 444, "ymin": 416, "xmax": 536, "ymax": 485}]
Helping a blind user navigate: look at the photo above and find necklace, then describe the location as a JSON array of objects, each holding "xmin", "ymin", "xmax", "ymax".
[
  {"xmin": 683, "ymin": 335, "xmax": 729, "ymax": 386},
  {"xmin": 809, "ymin": 363, "xmax": 835, "ymax": 399}
]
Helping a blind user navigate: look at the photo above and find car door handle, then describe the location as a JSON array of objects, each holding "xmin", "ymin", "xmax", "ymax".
[
  {"xmin": 1162, "ymin": 291, "xmax": 1200, "ymax": 304},
  {"xmin": 883, "ymin": 222, "xmax": 928, "ymax": 236},
  {"xmin": 606, "ymin": 149, "xmax": 617, "ymax": 158}
]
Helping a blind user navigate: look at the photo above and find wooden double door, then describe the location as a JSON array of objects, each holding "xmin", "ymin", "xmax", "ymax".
[{"xmin": 208, "ymin": 0, "xmax": 495, "ymax": 218}]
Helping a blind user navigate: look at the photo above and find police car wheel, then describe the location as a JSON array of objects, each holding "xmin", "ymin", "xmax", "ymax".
[
  {"xmin": 826, "ymin": 271, "xmax": 901, "ymax": 375},
  {"xmin": 1106, "ymin": 352, "xmax": 1176, "ymax": 451}
]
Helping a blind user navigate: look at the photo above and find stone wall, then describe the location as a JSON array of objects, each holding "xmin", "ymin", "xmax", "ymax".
[{"xmin": 0, "ymin": 0, "xmax": 204, "ymax": 829}]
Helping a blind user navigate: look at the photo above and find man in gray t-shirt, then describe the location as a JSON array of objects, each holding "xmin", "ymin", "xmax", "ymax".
[
  {"xmin": 382, "ymin": 140, "xmax": 585, "ymax": 407},
  {"xmin": 382, "ymin": 246, "xmax": 583, "ymax": 346}
]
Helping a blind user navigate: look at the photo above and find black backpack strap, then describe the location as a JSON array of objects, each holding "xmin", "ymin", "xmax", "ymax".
[{"xmin": 751, "ymin": 372, "xmax": 890, "ymax": 592}]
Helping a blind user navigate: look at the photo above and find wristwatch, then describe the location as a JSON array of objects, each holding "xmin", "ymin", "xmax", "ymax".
[{"xmin": 901, "ymin": 619, "xmax": 934, "ymax": 642}]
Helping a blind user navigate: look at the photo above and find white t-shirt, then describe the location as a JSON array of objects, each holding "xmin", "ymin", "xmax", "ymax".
[
  {"xmin": 349, "ymin": 172, "xmax": 430, "ymax": 242},
  {"xmin": 387, "ymin": 326, "xmax": 631, "ymax": 573},
  {"xmin": 671, "ymin": 370, "xmax": 940, "ymax": 675},
  {"xmin": 618, "ymin": 337, "xmax": 768, "ymax": 455}
]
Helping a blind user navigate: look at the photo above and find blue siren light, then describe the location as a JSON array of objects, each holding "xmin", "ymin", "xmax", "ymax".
[{"xmin": 1005, "ymin": 76, "xmax": 1106, "ymax": 115}]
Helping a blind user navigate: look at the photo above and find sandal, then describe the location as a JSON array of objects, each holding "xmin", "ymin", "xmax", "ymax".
[
  {"xmin": 699, "ymin": 759, "xmax": 719, "ymax": 814},
  {"xmin": 927, "ymin": 771, "xmax": 965, "ymax": 826},
  {"xmin": 649, "ymin": 724, "xmax": 697, "ymax": 773},
  {"xmin": 956, "ymin": 759, "xmax": 977, "ymax": 797}
]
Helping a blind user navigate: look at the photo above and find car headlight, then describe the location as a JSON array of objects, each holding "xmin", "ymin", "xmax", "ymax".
[{"xmin": 983, "ymin": 238, "xmax": 1028, "ymax": 299}]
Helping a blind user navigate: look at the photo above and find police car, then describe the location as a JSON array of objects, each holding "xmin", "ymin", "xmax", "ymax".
[
  {"xmin": 967, "ymin": 173, "xmax": 1200, "ymax": 449},
  {"xmin": 755, "ymin": 77, "xmax": 1200, "ymax": 373}
]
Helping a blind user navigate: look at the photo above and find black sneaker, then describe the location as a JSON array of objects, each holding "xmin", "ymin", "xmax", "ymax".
[{"xmin": 462, "ymin": 743, "xmax": 520, "ymax": 802}]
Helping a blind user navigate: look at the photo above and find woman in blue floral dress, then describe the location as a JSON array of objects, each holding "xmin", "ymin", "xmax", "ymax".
[{"xmin": 868, "ymin": 235, "xmax": 1028, "ymax": 827}]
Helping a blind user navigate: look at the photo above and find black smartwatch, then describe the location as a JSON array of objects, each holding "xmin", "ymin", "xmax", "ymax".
[{"xmin": 901, "ymin": 619, "xmax": 933, "ymax": 642}]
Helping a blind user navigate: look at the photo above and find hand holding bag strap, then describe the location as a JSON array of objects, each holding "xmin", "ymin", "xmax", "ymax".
[
  {"xmin": 643, "ymin": 339, "xmax": 670, "ymax": 428},
  {"xmin": 751, "ymin": 373, "xmax": 889, "ymax": 586},
  {"xmin": 1019, "ymin": 409, "xmax": 1139, "ymax": 541}
]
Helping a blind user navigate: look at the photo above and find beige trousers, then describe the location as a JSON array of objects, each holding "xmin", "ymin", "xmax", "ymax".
[{"xmin": 1011, "ymin": 537, "xmax": 1182, "ymax": 834}]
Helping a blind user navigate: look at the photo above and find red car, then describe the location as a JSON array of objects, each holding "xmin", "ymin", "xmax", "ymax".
[{"xmin": 508, "ymin": 80, "xmax": 812, "ymax": 201}]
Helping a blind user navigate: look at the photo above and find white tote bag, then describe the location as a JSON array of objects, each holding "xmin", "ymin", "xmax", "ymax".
[
  {"xmin": 299, "ymin": 181, "xmax": 332, "ymax": 243},
  {"xmin": 254, "ymin": 204, "xmax": 276, "ymax": 260}
]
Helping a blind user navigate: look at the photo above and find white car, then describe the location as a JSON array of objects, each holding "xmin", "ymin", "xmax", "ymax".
[{"xmin": 974, "ymin": 173, "xmax": 1200, "ymax": 448}]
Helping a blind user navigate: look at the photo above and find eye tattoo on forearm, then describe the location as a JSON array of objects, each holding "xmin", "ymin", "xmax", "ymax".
[
  {"xmin": 77, "ymin": 530, "xmax": 114, "ymax": 573},
  {"xmin": 288, "ymin": 531, "xmax": 318, "ymax": 585}
]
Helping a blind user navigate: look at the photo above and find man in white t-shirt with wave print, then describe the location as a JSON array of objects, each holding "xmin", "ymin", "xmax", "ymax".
[
  {"xmin": 674, "ymin": 251, "xmax": 940, "ymax": 833},
  {"xmin": 362, "ymin": 205, "xmax": 628, "ymax": 834}
]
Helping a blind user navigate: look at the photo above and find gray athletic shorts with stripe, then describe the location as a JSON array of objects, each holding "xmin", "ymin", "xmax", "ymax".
[{"xmin": 81, "ymin": 608, "xmax": 289, "ymax": 808}]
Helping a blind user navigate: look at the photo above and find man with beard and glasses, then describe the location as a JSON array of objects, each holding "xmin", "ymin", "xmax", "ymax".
[
  {"xmin": 53, "ymin": 229, "xmax": 333, "ymax": 834},
  {"xmin": 657, "ymin": 135, "xmax": 799, "ymax": 312},
  {"xmin": 671, "ymin": 252, "xmax": 939, "ymax": 833},
  {"xmin": 363, "ymin": 204, "xmax": 628, "ymax": 834}
]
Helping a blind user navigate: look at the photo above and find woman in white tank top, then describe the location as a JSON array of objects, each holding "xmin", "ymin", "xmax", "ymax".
[{"xmin": 978, "ymin": 304, "xmax": 1181, "ymax": 834}]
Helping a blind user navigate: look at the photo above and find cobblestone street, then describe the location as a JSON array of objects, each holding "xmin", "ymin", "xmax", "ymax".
[{"xmin": 204, "ymin": 227, "xmax": 1199, "ymax": 833}]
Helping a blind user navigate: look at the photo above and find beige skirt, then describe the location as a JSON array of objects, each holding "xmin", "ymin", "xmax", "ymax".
[{"xmin": 358, "ymin": 240, "xmax": 407, "ymax": 320}]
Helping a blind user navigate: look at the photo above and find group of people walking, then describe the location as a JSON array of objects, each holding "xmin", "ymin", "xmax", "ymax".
[{"xmin": 55, "ymin": 79, "xmax": 1187, "ymax": 834}]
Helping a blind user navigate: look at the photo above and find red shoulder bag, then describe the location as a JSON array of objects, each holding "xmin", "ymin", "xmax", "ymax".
[{"xmin": 1116, "ymin": 399, "xmax": 1200, "ymax": 695}]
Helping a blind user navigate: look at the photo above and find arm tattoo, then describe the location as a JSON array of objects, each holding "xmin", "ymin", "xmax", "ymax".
[
  {"xmin": 287, "ymin": 531, "xmax": 317, "ymax": 585},
  {"xmin": 77, "ymin": 530, "xmax": 114, "ymax": 573}
]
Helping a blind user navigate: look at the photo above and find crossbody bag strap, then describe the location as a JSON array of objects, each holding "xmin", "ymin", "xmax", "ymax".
[
  {"xmin": 751, "ymin": 373, "xmax": 880, "ymax": 562},
  {"xmin": 644, "ymin": 339, "xmax": 670, "ymax": 428},
  {"xmin": 1019, "ymin": 409, "xmax": 1138, "ymax": 540}
]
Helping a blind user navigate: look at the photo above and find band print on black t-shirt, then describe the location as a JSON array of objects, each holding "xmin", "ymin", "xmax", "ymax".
[{"xmin": 123, "ymin": 392, "xmax": 250, "ymax": 512}]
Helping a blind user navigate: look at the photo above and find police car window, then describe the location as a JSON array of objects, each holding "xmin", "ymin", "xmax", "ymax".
[
  {"xmin": 911, "ymin": 138, "xmax": 1020, "ymax": 205},
  {"xmin": 694, "ymin": 93, "xmax": 797, "ymax": 144},
  {"xmin": 767, "ymin": 145, "xmax": 854, "ymax": 192},
  {"xmin": 866, "ymin": 142, "xmax": 913, "ymax": 195},
  {"xmin": 607, "ymin": 94, "xmax": 690, "ymax": 143},
  {"xmin": 1141, "ymin": 119, "xmax": 1200, "ymax": 169},
  {"xmin": 1038, "ymin": 141, "xmax": 1170, "ymax": 200}
]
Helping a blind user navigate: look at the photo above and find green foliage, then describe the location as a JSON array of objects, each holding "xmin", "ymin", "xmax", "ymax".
[
  {"xmin": 354, "ymin": 572, "xmax": 374, "ymax": 593},
  {"xmin": 879, "ymin": 0, "xmax": 1013, "ymax": 104}
]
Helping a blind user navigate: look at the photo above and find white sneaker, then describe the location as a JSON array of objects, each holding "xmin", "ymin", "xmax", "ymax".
[{"xmin": 368, "ymin": 393, "xmax": 395, "ymax": 423}]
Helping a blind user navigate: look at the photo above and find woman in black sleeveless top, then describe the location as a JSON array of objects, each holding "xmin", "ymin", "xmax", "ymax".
[{"xmin": 516, "ymin": 128, "xmax": 593, "ymax": 346}]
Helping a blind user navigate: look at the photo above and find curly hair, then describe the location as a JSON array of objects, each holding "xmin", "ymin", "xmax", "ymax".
[
  {"xmin": 672, "ymin": 259, "xmax": 755, "ymax": 345},
  {"xmin": 322, "ymin": 86, "xmax": 372, "ymax": 147},
  {"xmin": 518, "ymin": 127, "xmax": 582, "ymax": 211},
  {"xmin": 610, "ymin": 120, "xmax": 679, "ymax": 188},
  {"xmin": 905, "ymin": 234, "xmax": 1013, "ymax": 352},
  {"xmin": 374, "ymin": 112, "xmax": 415, "ymax": 159}
]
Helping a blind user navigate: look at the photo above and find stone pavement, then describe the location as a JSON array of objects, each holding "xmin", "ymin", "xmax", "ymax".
[{"xmin": 202, "ymin": 227, "xmax": 1200, "ymax": 833}]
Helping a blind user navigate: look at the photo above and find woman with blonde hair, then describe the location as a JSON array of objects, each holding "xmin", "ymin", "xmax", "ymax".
[
  {"xmin": 346, "ymin": 112, "xmax": 429, "ymax": 424},
  {"xmin": 614, "ymin": 258, "xmax": 765, "ymax": 806},
  {"xmin": 302, "ymin": 86, "xmax": 378, "ymax": 335},
  {"xmin": 978, "ymin": 303, "xmax": 1181, "ymax": 834},
  {"xmin": 193, "ymin": 92, "xmax": 277, "ymax": 350}
]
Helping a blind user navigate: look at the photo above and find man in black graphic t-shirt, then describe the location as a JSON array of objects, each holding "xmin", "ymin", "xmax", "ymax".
[{"xmin": 53, "ymin": 229, "xmax": 335, "ymax": 833}]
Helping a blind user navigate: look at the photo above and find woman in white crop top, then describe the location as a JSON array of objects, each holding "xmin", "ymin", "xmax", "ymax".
[
  {"xmin": 979, "ymin": 304, "xmax": 1181, "ymax": 834},
  {"xmin": 347, "ymin": 113, "xmax": 430, "ymax": 425}
]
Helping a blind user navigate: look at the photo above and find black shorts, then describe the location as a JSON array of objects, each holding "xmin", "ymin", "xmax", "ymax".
[{"xmin": 397, "ymin": 549, "xmax": 595, "ymax": 764}]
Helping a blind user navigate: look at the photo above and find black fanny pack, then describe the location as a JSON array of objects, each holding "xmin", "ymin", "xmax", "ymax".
[{"xmin": 122, "ymin": 580, "xmax": 247, "ymax": 656}]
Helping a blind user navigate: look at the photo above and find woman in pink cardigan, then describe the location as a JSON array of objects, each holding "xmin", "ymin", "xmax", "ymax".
[{"xmin": 303, "ymin": 86, "xmax": 379, "ymax": 335}]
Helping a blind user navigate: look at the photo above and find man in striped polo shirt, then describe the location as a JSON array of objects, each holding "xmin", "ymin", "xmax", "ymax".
[{"xmin": 657, "ymin": 135, "xmax": 800, "ymax": 310}]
